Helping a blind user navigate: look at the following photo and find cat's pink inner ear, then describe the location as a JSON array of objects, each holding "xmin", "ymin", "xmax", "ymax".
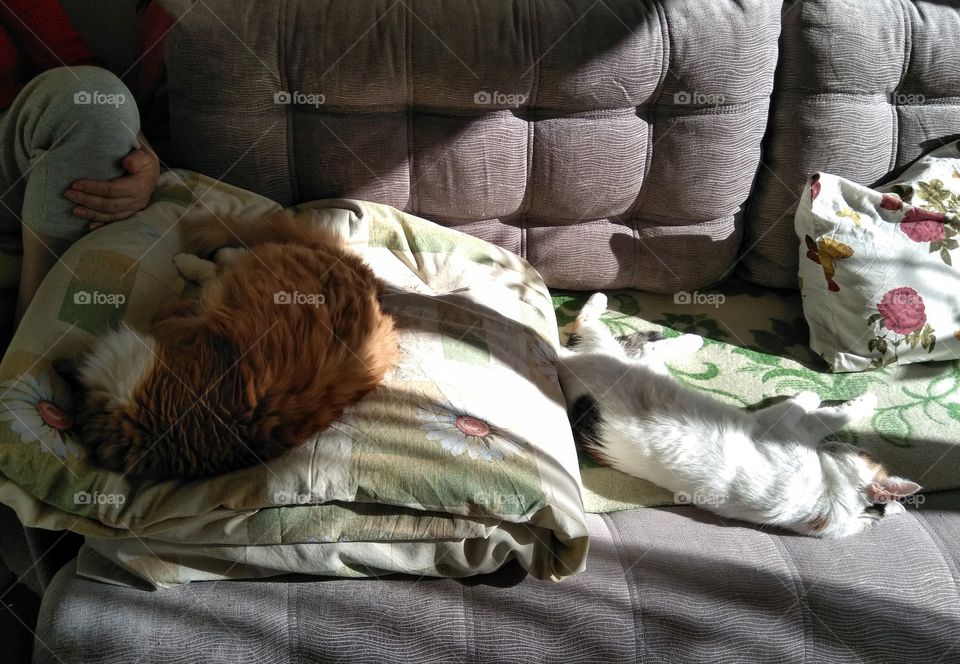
[
  {"xmin": 867, "ymin": 482, "xmax": 895, "ymax": 503},
  {"xmin": 880, "ymin": 477, "xmax": 921, "ymax": 498}
]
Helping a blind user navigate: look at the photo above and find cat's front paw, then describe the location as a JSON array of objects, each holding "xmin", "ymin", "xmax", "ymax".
[
  {"xmin": 173, "ymin": 253, "xmax": 218, "ymax": 283},
  {"xmin": 843, "ymin": 392, "xmax": 878, "ymax": 420},
  {"xmin": 791, "ymin": 390, "xmax": 822, "ymax": 412},
  {"xmin": 212, "ymin": 246, "xmax": 248, "ymax": 267},
  {"xmin": 670, "ymin": 334, "xmax": 704, "ymax": 354}
]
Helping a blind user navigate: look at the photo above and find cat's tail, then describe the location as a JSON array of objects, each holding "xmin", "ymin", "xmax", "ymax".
[{"xmin": 180, "ymin": 212, "xmax": 342, "ymax": 257}]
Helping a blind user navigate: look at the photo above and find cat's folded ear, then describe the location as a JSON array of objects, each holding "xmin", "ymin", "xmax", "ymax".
[{"xmin": 867, "ymin": 477, "xmax": 922, "ymax": 504}]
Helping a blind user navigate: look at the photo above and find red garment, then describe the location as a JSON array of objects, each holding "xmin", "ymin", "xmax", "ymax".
[
  {"xmin": 136, "ymin": 2, "xmax": 173, "ymax": 103},
  {"xmin": 0, "ymin": 0, "xmax": 99, "ymax": 110}
]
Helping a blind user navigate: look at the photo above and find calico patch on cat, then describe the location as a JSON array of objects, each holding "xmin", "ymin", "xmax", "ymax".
[
  {"xmin": 558, "ymin": 293, "xmax": 921, "ymax": 538},
  {"xmin": 68, "ymin": 212, "xmax": 399, "ymax": 480}
]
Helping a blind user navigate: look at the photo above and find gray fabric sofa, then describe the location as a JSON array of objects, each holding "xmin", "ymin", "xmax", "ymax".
[
  {"xmin": 17, "ymin": 0, "xmax": 960, "ymax": 661},
  {"xmin": 34, "ymin": 496, "xmax": 960, "ymax": 663}
]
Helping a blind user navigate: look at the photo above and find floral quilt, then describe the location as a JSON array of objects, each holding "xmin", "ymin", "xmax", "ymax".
[
  {"xmin": 553, "ymin": 283, "xmax": 960, "ymax": 513},
  {"xmin": 0, "ymin": 170, "xmax": 587, "ymax": 588}
]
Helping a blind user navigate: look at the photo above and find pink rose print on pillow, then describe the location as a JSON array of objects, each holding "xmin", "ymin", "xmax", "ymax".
[
  {"xmin": 877, "ymin": 287, "xmax": 926, "ymax": 334},
  {"xmin": 878, "ymin": 179, "xmax": 959, "ymax": 265},
  {"xmin": 900, "ymin": 217, "xmax": 946, "ymax": 243},
  {"xmin": 902, "ymin": 207, "xmax": 946, "ymax": 224},
  {"xmin": 866, "ymin": 287, "xmax": 936, "ymax": 368},
  {"xmin": 810, "ymin": 173, "xmax": 821, "ymax": 202},
  {"xmin": 900, "ymin": 207, "xmax": 956, "ymax": 264}
]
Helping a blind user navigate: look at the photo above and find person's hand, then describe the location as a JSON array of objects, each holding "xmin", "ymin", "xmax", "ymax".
[{"xmin": 65, "ymin": 139, "xmax": 160, "ymax": 230}]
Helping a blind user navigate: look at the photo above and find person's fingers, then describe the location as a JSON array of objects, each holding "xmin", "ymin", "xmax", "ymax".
[
  {"xmin": 69, "ymin": 176, "xmax": 142, "ymax": 199},
  {"xmin": 67, "ymin": 148, "xmax": 159, "ymax": 223},
  {"xmin": 71, "ymin": 206, "xmax": 135, "ymax": 224},
  {"xmin": 122, "ymin": 149, "xmax": 153, "ymax": 174},
  {"xmin": 64, "ymin": 189, "xmax": 141, "ymax": 214}
]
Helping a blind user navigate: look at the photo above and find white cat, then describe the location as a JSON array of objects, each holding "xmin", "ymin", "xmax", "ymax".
[{"xmin": 558, "ymin": 293, "xmax": 921, "ymax": 538}]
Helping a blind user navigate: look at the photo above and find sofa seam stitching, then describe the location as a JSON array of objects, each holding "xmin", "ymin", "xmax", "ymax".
[
  {"xmin": 521, "ymin": 0, "xmax": 540, "ymax": 260},
  {"xmin": 768, "ymin": 535, "xmax": 808, "ymax": 664},
  {"xmin": 632, "ymin": 0, "xmax": 669, "ymax": 287},
  {"xmin": 599, "ymin": 512, "xmax": 642, "ymax": 661},
  {"xmin": 406, "ymin": 0, "xmax": 415, "ymax": 213},
  {"xmin": 891, "ymin": 0, "xmax": 912, "ymax": 173},
  {"xmin": 278, "ymin": 0, "xmax": 298, "ymax": 205},
  {"xmin": 286, "ymin": 581, "xmax": 298, "ymax": 664},
  {"xmin": 911, "ymin": 509, "xmax": 960, "ymax": 600},
  {"xmin": 460, "ymin": 581, "xmax": 474, "ymax": 663}
]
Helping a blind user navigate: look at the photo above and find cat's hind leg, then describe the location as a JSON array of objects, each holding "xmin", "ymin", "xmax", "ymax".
[
  {"xmin": 577, "ymin": 292, "xmax": 607, "ymax": 324},
  {"xmin": 566, "ymin": 293, "xmax": 623, "ymax": 356}
]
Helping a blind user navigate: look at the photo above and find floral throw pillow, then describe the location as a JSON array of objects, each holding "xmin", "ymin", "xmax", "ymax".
[{"xmin": 795, "ymin": 140, "xmax": 960, "ymax": 372}]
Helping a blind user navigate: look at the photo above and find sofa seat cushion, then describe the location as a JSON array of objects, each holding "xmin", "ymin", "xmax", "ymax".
[{"xmin": 34, "ymin": 492, "xmax": 960, "ymax": 664}]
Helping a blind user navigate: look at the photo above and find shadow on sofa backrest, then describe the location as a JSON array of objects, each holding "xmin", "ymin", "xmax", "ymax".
[{"xmin": 157, "ymin": 0, "xmax": 781, "ymax": 294}]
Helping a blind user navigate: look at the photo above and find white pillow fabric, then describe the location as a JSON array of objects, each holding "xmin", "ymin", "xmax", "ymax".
[{"xmin": 795, "ymin": 141, "xmax": 960, "ymax": 372}]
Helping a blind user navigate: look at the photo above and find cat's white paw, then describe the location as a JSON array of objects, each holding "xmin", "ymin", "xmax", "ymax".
[
  {"xmin": 647, "ymin": 334, "xmax": 704, "ymax": 361},
  {"xmin": 577, "ymin": 293, "xmax": 608, "ymax": 324},
  {"xmin": 212, "ymin": 246, "xmax": 248, "ymax": 267},
  {"xmin": 791, "ymin": 390, "xmax": 822, "ymax": 412},
  {"xmin": 844, "ymin": 392, "xmax": 878, "ymax": 419},
  {"xmin": 672, "ymin": 334, "xmax": 704, "ymax": 354},
  {"xmin": 173, "ymin": 253, "xmax": 217, "ymax": 283}
]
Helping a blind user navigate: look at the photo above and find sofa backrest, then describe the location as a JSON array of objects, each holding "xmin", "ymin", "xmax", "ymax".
[
  {"xmin": 742, "ymin": 0, "xmax": 960, "ymax": 288},
  {"xmin": 157, "ymin": 0, "xmax": 960, "ymax": 293},
  {"xmin": 158, "ymin": 0, "xmax": 780, "ymax": 292}
]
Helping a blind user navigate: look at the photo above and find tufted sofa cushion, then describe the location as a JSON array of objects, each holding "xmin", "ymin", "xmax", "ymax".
[
  {"xmin": 741, "ymin": 0, "xmax": 960, "ymax": 289},
  {"xmin": 158, "ymin": 0, "xmax": 780, "ymax": 293}
]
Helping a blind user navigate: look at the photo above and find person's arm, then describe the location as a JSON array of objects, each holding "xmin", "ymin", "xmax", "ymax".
[
  {"xmin": 0, "ymin": 0, "xmax": 99, "ymax": 71},
  {"xmin": 65, "ymin": 132, "xmax": 161, "ymax": 229}
]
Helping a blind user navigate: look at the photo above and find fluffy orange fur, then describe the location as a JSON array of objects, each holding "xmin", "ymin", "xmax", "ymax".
[{"xmin": 74, "ymin": 213, "xmax": 399, "ymax": 480}]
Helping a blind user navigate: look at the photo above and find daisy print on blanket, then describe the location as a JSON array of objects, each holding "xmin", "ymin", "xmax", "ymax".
[
  {"xmin": 796, "ymin": 140, "xmax": 960, "ymax": 372},
  {"xmin": 417, "ymin": 396, "xmax": 525, "ymax": 462},
  {"xmin": 0, "ymin": 371, "xmax": 80, "ymax": 459}
]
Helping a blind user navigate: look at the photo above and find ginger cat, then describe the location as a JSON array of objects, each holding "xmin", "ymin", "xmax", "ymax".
[{"xmin": 71, "ymin": 213, "xmax": 398, "ymax": 480}]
